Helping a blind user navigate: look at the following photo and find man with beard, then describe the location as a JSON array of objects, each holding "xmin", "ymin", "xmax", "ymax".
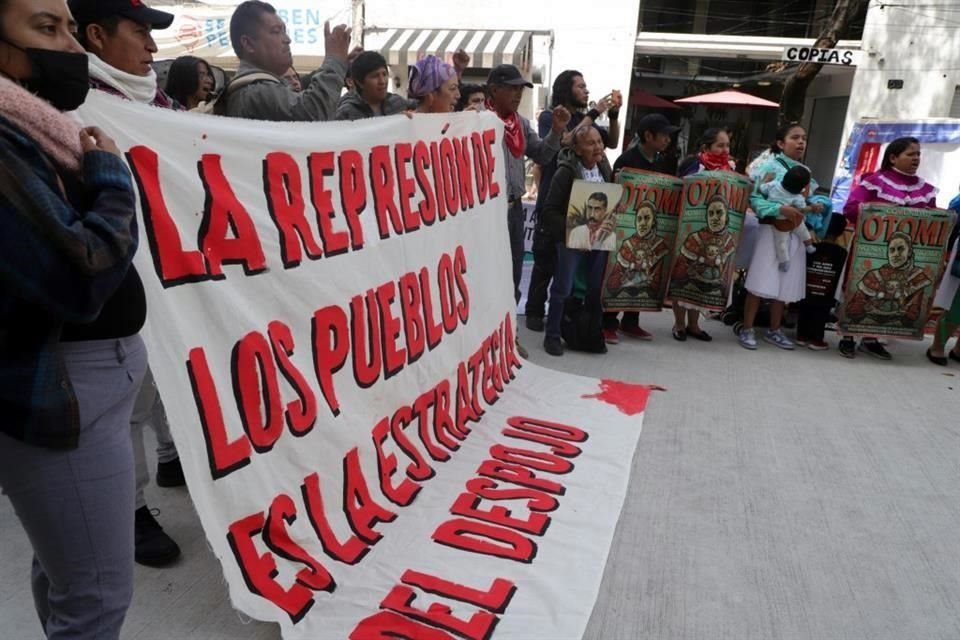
[
  {"xmin": 567, "ymin": 192, "xmax": 618, "ymax": 251},
  {"xmin": 224, "ymin": 1, "xmax": 350, "ymax": 121},
  {"xmin": 846, "ymin": 232, "xmax": 932, "ymax": 326},
  {"xmin": 670, "ymin": 196, "xmax": 738, "ymax": 294},
  {"xmin": 525, "ymin": 70, "xmax": 622, "ymax": 331},
  {"xmin": 605, "ymin": 200, "xmax": 670, "ymax": 301}
]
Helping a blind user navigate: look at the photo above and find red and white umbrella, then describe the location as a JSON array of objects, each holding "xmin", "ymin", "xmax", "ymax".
[{"xmin": 674, "ymin": 90, "xmax": 778, "ymax": 108}]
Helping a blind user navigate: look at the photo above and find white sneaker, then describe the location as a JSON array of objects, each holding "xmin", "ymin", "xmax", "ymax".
[
  {"xmin": 763, "ymin": 329, "xmax": 795, "ymax": 350},
  {"xmin": 738, "ymin": 327, "xmax": 758, "ymax": 350}
]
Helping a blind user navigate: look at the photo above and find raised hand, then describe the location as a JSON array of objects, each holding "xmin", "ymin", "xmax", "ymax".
[
  {"xmin": 552, "ymin": 105, "xmax": 572, "ymax": 133},
  {"xmin": 324, "ymin": 21, "xmax": 352, "ymax": 63}
]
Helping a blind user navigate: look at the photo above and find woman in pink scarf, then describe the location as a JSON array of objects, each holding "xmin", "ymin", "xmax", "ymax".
[
  {"xmin": 0, "ymin": 0, "xmax": 147, "ymax": 637},
  {"xmin": 408, "ymin": 55, "xmax": 461, "ymax": 113},
  {"xmin": 839, "ymin": 136, "xmax": 939, "ymax": 360}
]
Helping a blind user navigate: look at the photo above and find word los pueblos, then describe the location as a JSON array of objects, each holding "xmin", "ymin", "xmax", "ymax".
[{"xmin": 190, "ymin": 247, "xmax": 471, "ymax": 480}]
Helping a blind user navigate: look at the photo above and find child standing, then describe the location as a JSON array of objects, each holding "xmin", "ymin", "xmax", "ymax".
[
  {"xmin": 759, "ymin": 165, "xmax": 819, "ymax": 272},
  {"xmin": 796, "ymin": 214, "xmax": 849, "ymax": 350}
]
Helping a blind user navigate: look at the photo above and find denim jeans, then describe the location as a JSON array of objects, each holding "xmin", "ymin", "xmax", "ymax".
[{"xmin": 545, "ymin": 244, "xmax": 608, "ymax": 339}]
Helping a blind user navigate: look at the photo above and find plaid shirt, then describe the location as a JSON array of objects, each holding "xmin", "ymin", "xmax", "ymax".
[{"xmin": 0, "ymin": 116, "xmax": 138, "ymax": 449}]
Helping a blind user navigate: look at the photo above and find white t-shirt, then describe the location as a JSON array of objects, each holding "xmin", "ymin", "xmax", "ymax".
[{"xmin": 581, "ymin": 165, "xmax": 603, "ymax": 183}]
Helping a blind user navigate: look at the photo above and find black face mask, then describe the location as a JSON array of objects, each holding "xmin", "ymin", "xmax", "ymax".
[{"xmin": 2, "ymin": 39, "xmax": 90, "ymax": 111}]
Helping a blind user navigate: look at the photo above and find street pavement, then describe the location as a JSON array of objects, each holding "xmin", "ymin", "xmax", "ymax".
[{"xmin": 2, "ymin": 309, "xmax": 959, "ymax": 639}]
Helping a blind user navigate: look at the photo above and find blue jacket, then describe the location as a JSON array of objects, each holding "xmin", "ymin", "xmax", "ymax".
[{"xmin": 0, "ymin": 116, "xmax": 138, "ymax": 449}]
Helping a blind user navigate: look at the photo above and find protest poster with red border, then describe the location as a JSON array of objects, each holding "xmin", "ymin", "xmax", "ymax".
[{"xmin": 839, "ymin": 203, "xmax": 956, "ymax": 339}]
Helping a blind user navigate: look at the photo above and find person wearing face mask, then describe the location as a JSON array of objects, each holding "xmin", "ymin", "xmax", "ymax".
[
  {"xmin": 837, "ymin": 136, "xmax": 938, "ymax": 360},
  {"xmin": 678, "ymin": 127, "xmax": 736, "ymax": 176},
  {"xmin": 0, "ymin": 0, "xmax": 146, "ymax": 636},
  {"xmin": 224, "ymin": 0, "xmax": 350, "ymax": 121},
  {"xmin": 70, "ymin": 0, "xmax": 185, "ymax": 570},
  {"xmin": 669, "ymin": 127, "xmax": 738, "ymax": 342}
]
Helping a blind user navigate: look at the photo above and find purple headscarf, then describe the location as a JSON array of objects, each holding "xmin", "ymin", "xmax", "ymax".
[{"xmin": 408, "ymin": 56, "xmax": 457, "ymax": 98}]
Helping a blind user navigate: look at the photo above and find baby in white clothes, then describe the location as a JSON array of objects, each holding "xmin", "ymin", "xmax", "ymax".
[{"xmin": 759, "ymin": 165, "xmax": 818, "ymax": 272}]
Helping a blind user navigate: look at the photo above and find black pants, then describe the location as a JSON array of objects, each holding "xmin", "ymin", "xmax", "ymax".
[
  {"xmin": 603, "ymin": 311, "xmax": 640, "ymax": 331},
  {"xmin": 508, "ymin": 200, "xmax": 525, "ymax": 304},
  {"xmin": 796, "ymin": 299, "xmax": 832, "ymax": 342},
  {"xmin": 525, "ymin": 224, "xmax": 556, "ymax": 318}
]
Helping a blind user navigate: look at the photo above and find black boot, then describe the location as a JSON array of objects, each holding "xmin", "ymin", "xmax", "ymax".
[
  {"xmin": 135, "ymin": 506, "xmax": 181, "ymax": 568},
  {"xmin": 156, "ymin": 457, "xmax": 185, "ymax": 488}
]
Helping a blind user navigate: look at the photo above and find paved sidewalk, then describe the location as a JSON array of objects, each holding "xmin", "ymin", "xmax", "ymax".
[{"xmin": 2, "ymin": 311, "xmax": 959, "ymax": 639}]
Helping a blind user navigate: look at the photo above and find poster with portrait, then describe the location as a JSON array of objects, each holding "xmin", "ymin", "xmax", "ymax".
[
  {"xmin": 565, "ymin": 180, "xmax": 624, "ymax": 252},
  {"xmin": 665, "ymin": 171, "xmax": 752, "ymax": 311},
  {"xmin": 838, "ymin": 203, "xmax": 957, "ymax": 339},
  {"xmin": 602, "ymin": 169, "xmax": 684, "ymax": 312}
]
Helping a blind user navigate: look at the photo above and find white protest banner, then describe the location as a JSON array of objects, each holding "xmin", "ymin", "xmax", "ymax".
[{"xmin": 80, "ymin": 92, "xmax": 654, "ymax": 639}]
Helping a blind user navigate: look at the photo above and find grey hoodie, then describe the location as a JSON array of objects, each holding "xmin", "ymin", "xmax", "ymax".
[{"xmin": 334, "ymin": 91, "xmax": 415, "ymax": 121}]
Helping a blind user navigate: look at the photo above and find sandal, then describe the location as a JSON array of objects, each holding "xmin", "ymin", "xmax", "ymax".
[
  {"xmin": 687, "ymin": 328, "xmax": 713, "ymax": 342},
  {"xmin": 927, "ymin": 348, "xmax": 948, "ymax": 367},
  {"xmin": 672, "ymin": 327, "xmax": 687, "ymax": 342}
]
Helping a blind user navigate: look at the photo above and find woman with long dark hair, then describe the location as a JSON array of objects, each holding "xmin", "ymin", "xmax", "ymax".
[
  {"xmin": 670, "ymin": 127, "xmax": 736, "ymax": 342},
  {"xmin": 0, "ymin": 0, "xmax": 147, "ymax": 636},
  {"xmin": 164, "ymin": 55, "xmax": 215, "ymax": 110},
  {"xmin": 840, "ymin": 136, "xmax": 938, "ymax": 360},
  {"xmin": 739, "ymin": 123, "xmax": 831, "ymax": 351},
  {"xmin": 678, "ymin": 127, "xmax": 736, "ymax": 177}
]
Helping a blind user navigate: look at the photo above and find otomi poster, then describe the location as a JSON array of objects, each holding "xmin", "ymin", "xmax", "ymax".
[
  {"xmin": 666, "ymin": 171, "xmax": 751, "ymax": 311},
  {"xmin": 839, "ymin": 203, "xmax": 957, "ymax": 338},
  {"xmin": 602, "ymin": 169, "xmax": 683, "ymax": 312}
]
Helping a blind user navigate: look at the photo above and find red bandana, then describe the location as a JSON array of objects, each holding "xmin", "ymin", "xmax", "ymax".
[
  {"xmin": 488, "ymin": 99, "xmax": 525, "ymax": 158},
  {"xmin": 699, "ymin": 151, "xmax": 732, "ymax": 172}
]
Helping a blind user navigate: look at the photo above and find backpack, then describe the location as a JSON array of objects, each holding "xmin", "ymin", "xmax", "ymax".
[
  {"xmin": 192, "ymin": 72, "xmax": 279, "ymax": 115},
  {"xmin": 560, "ymin": 296, "xmax": 607, "ymax": 353}
]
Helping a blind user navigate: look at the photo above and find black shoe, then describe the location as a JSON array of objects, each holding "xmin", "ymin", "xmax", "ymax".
[
  {"xmin": 543, "ymin": 336, "xmax": 564, "ymax": 356},
  {"xmin": 859, "ymin": 339, "xmax": 892, "ymax": 360},
  {"xmin": 135, "ymin": 506, "xmax": 181, "ymax": 568},
  {"xmin": 927, "ymin": 348, "xmax": 948, "ymax": 366},
  {"xmin": 156, "ymin": 458, "xmax": 185, "ymax": 488},
  {"xmin": 838, "ymin": 337, "xmax": 856, "ymax": 359},
  {"xmin": 525, "ymin": 316, "xmax": 545, "ymax": 332}
]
